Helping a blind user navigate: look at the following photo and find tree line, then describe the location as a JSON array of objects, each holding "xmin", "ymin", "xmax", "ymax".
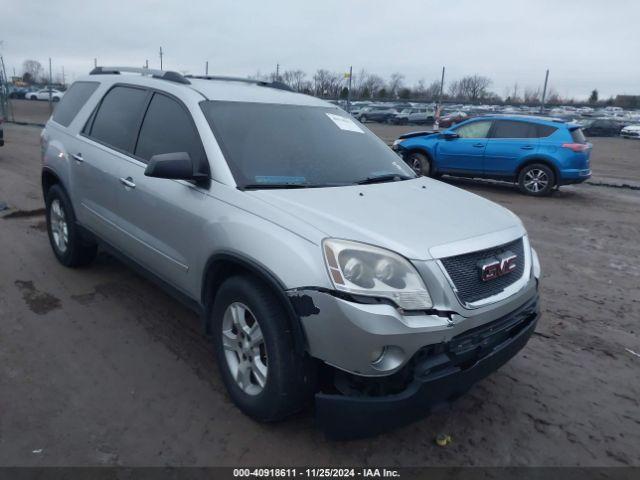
[{"xmin": 16, "ymin": 59, "xmax": 623, "ymax": 106}]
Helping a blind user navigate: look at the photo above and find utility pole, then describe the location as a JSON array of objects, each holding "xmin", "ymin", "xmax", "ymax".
[
  {"xmin": 145, "ymin": 59, "xmax": 149, "ymax": 69},
  {"xmin": 94, "ymin": 58, "xmax": 97, "ymax": 68},
  {"xmin": 438, "ymin": 66, "xmax": 445, "ymax": 107},
  {"xmin": 540, "ymin": 69, "xmax": 549, "ymax": 113},
  {"xmin": 62, "ymin": 66, "xmax": 65, "ymax": 87},
  {"xmin": 276, "ymin": 63, "xmax": 280, "ymax": 81},
  {"xmin": 205, "ymin": 61, "xmax": 209, "ymax": 75},
  {"xmin": 48, "ymin": 58, "xmax": 53, "ymax": 112},
  {"xmin": 346, "ymin": 66, "xmax": 353, "ymax": 113},
  {"xmin": 159, "ymin": 46, "xmax": 163, "ymax": 70}
]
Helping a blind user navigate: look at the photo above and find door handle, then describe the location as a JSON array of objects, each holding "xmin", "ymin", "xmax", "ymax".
[
  {"xmin": 119, "ymin": 177, "xmax": 136, "ymax": 189},
  {"xmin": 71, "ymin": 153, "xmax": 84, "ymax": 163},
  {"xmin": 521, "ymin": 145, "xmax": 534, "ymax": 150},
  {"xmin": 473, "ymin": 143, "xmax": 485, "ymax": 148}
]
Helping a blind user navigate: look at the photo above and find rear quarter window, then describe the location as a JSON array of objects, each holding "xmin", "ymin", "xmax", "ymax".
[
  {"xmin": 52, "ymin": 81, "xmax": 99, "ymax": 127},
  {"xmin": 536, "ymin": 124, "xmax": 557, "ymax": 138}
]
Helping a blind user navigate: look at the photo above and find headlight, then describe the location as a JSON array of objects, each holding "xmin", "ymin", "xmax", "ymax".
[
  {"xmin": 392, "ymin": 139, "xmax": 402, "ymax": 147},
  {"xmin": 322, "ymin": 238, "xmax": 432, "ymax": 310}
]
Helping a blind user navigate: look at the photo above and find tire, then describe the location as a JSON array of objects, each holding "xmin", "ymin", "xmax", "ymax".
[
  {"xmin": 30, "ymin": 95, "xmax": 37, "ymax": 100},
  {"xmin": 518, "ymin": 163, "xmax": 555, "ymax": 196},
  {"xmin": 45, "ymin": 184, "xmax": 98, "ymax": 267},
  {"xmin": 52, "ymin": 97, "xmax": 60, "ymax": 102},
  {"xmin": 211, "ymin": 275, "xmax": 312, "ymax": 422},
  {"xmin": 360, "ymin": 115, "xmax": 368, "ymax": 123},
  {"xmin": 406, "ymin": 151, "xmax": 432, "ymax": 177}
]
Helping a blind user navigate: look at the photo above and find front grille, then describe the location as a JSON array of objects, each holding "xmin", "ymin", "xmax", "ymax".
[{"xmin": 440, "ymin": 238, "xmax": 525, "ymax": 304}]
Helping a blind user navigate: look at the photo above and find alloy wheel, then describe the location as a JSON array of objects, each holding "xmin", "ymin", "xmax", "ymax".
[
  {"xmin": 221, "ymin": 302, "xmax": 268, "ymax": 396},
  {"xmin": 524, "ymin": 169, "xmax": 549, "ymax": 193},
  {"xmin": 50, "ymin": 199, "xmax": 69, "ymax": 253},
  {"xmin": 410, "ymin": 158, "xmax": 422, "ymax": 175}
]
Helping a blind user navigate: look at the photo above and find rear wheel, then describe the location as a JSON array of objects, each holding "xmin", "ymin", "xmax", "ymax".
[
  {"xmin": 45, "ymin": 184, "xmax": 98, "ymax": 267},
  {"xmin": 406, "ymin": 151, "xmax": 432, "ymax": 177},
  {"xmin": 211, "ymin": 275, "xmax": 312, "ymax": 422},
  {"xmin": 518, "ymin": 163, "xmax": 555, "ymax": 196}
]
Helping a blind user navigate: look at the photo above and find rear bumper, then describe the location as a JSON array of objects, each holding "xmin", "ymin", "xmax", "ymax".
[
  {"xmin": 315, "ymin": 295, "xmax": 539, "ymax": 439},
  {"xmin": 560, "ymin": 168, "xmax": 591, "ymax": 185}
]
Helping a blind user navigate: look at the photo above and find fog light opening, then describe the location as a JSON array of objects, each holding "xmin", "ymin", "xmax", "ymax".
[
  {"xmin": 370, "ymin": 345, "xmax": 405, "ymax": 371},
  {"xmin": 370, "ymin": 346, "xmax": 387, "ymax": 365}
]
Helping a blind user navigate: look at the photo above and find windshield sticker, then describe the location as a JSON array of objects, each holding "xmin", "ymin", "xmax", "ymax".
[
  {"xmin": 254, "ymin": 175, "xmax": 307, "ymax": 184},
  {"xmin": 326, "ymin": 113, "xmax": 364, "ymax": 134}
]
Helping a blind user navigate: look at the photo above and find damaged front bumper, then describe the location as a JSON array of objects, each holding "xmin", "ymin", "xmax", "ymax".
[{"xmin": 315, "ymin": 294, "xmax": 539, "ymax": 439}]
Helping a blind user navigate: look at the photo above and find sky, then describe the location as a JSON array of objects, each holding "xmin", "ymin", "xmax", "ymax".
[{"xmin": 2, "ymin": 0, "xmax": 639, "ymax": 100}]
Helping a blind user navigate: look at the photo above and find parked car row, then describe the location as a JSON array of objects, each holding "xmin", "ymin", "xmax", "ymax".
[{"xmin": 6, "ymin": 85, "xmax": 67, "ymax": 100}]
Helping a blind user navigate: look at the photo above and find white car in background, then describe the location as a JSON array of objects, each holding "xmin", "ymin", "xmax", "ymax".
[
  {"xmin": 620, "ymin": 124, "xmax": 640, "ymax": 139},
  {"xmin": 27, "ymin": 89, "xmax": 65, "ymax": 102}
]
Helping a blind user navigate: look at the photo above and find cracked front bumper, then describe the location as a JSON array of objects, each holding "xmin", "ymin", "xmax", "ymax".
[
  {"xmin": 316, "ymin": 295, "xmax": 539, "ymax": 439},
  {"xmin": 290, "ymin": 278, "xmax": 538, "ymax": 377}
]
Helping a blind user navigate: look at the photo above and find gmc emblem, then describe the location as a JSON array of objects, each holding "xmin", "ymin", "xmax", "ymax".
[{"xmin": 478, "ymin": 251, "xmax": 517, "ymax": 282}]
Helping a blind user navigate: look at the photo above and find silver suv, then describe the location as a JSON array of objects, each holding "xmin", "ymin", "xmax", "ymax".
[{"xmin": 41, "ymin": 67, "xmax": 541, "ymax": 438}]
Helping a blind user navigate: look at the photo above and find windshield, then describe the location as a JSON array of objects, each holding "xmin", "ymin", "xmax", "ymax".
[{"xmin": 201, "ymin": 101, "xmax": 415, "ymax": 188}]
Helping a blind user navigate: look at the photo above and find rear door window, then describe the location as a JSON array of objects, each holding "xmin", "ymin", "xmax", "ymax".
[
  {"xmin": 491, "ymin": 120, "xmax": 538, "ymax": 139},
  {"xmin": 87, "ymin": 86, "xmax": 149, "ymax": 152},
  {"xmin": 52, "ymin": 81, "xmax": 100, "ymax": 127},
  {"xmin": 134, "ymin": 93, "xmax": 207, "ymax": 167}
]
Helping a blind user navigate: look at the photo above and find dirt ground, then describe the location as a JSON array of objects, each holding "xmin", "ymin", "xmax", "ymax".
[{"xmin": 0, "ymin": 122, "xmax": 639, "ymax": 467}]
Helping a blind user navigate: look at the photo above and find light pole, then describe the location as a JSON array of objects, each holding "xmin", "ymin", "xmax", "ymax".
[{"xmin": 540, "ymin": 69, "xmax": 549, "ymax": 113}]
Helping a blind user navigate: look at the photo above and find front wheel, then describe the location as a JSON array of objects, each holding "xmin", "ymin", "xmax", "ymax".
[
  {"xmin": 211, "ymin": 275, "xmax": 313, "ymax": 422},
  {"xmin": 360, "ymin": 115, "xmax": 368, "ymax": 123},
  {"xmin": 406, "ymin": 152, "xmax": 432, "ymax": 177},
  {"xmin": 518, "ymin": 163, "xmax": 555, "ymax": 196}
]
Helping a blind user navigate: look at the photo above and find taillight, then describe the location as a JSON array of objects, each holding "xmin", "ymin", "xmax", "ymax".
[{"xmin": 562, "ymin": 143, "xmax": 590, "ymax": 152}]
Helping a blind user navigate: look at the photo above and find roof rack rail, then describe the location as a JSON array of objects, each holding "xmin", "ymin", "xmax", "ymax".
[
  {"xmin": 89, "ymin": 66, "xmax": 191, "ymax": 85},
  {"xmin": 184, "ymin": 75, "xmax": 292, "ymax": 91}
]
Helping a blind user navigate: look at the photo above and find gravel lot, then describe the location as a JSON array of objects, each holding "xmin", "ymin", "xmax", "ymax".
[{"xmin": 0, "ymin": 120, "xmax": 639, "ymax": 467}]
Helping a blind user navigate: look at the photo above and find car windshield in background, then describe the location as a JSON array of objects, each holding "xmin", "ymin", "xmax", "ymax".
[
  {"xmin": 201, "ymin": 101, "xmax": 415, "ymax": 189},
  {"xmin": 571, "ymin": 128, "xmax": 587, "ymax": 143}
]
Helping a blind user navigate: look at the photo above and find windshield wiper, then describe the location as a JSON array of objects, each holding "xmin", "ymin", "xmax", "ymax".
[
  {"xmin": 243, "ymin": 183, "xmax": 319, "ymax": 190},
  {"xmin": 355, "ymin": 174, "xmax": 413, "ymax": 185}
]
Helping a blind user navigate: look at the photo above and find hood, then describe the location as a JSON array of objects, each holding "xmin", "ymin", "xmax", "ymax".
[{"xmin": 247, "ymin": 177, "xmax": 524, "ymax": 260}]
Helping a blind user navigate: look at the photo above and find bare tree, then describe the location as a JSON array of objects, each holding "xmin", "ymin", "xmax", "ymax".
[
  {"xmin": 458, "ymin": 75, "xmax": 492, "ymax": 102},
  {"xmin": 281, "ymin": 70, "xmax": 309, "ymax": 92},
  {"xmin": 523, "ymin": 86, "xmax": 541, "ymax": 104},
  {"xmin": 22, "ymin": 59, "xmax": 44, "ymax": 84},
  {"xmin": 388, "ymin": 73, "xmax": 405, "ymax": 98},
  {"xmin": 358, "ymin": 72, "xmax": 385, "ymax": 99},
  {"xmin": 447, "ymin": 79, "xmax": 461, "ymax": 100},
  {"xmin": 312, "ymin": 69, "xmax": 343, "ymax": 98}
]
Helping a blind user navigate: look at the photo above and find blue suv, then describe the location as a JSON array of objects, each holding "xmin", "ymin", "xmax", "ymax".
[{"xmin": 393, "ymin": 115, "xmax": 592, "ymax": 196}]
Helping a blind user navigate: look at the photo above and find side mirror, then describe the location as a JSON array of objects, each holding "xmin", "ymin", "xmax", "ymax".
[
  {"xmin": 144, "ymin": 152, "xmax": 202, "ymax": 180},
  {"xmin": 442, "ymin": 131, "xmax": 459, "ymax": 140}
]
